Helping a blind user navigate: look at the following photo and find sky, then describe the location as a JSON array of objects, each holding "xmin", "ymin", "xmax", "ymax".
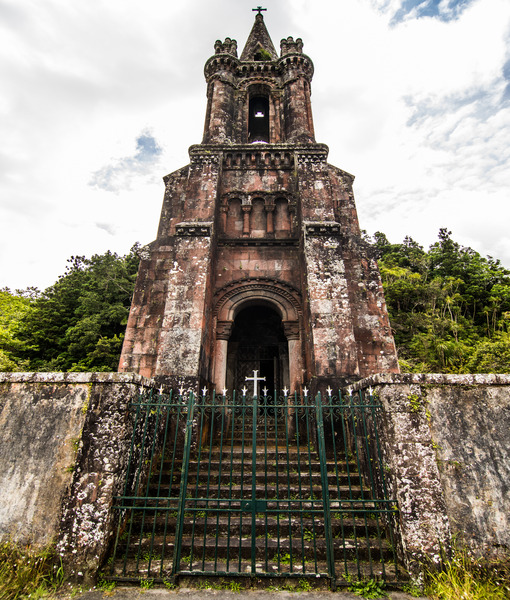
[{"xmin": 1, "ymin": 0, "xmax": 510, "ymax": 291}]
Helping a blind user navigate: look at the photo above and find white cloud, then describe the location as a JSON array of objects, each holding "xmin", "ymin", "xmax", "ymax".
[
  {"xmin": 89, "ymin": 130, "xmax": 163, "ymax": 192},
  {"xmin": 1, "ymin": 0, "xmax": 510, "ymax": 291}
]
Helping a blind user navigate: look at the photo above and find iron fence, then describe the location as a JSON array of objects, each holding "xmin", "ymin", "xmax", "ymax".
[{"xmin": 106, "ymin": 388, "xmax": 400, "ymax": 589}]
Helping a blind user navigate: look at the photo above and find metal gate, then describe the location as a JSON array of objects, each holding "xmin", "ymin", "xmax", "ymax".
[{"xmin": 107, "ymin": 388, "xmax": 400, "ymax": 588}]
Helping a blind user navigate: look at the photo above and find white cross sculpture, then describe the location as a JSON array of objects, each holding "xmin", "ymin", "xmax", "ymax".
[{"xmin": 245, "ymin": 370, "xmax": 266, "ymax": 397}]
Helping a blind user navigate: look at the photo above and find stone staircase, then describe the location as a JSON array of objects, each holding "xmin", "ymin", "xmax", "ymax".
[{"xmin": 106, "ymin": 412, "xmax": 399, "ymax": 583}]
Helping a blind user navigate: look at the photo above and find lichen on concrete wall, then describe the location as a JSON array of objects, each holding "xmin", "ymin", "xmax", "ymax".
[
  {"xmin": 0, "ymin": 372, "xmax": 164, "ymax": 586},
  {"xmin": 351, "ymin": 373, "xmax": 510, "ymax": 580}
]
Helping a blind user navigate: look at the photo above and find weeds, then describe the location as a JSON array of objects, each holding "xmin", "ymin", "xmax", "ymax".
[
  {"xmin": 346, "ymin": 575, "xmax": 386, "ymax": 599},
  {"xmin": 296, "ymin": 579, "xmax": 313, "ymax": 591},
  {"xmin": 97, "ymin": 578, "xmax": 116, "ymax": 592},
  {"xmin": 228, "ymin": 581, "xmax": 242, "ymax": 592},
  {"xmin": 402, "ymin": 582, "xmax": 424, "ymax": 597},
  {"xmin": 425, "ymin": 549, "xmax": 510, "ymax": 600},
  {"xmin": 0, "ymin": 541, "xmax": 65, "ymax": 600},
  {"xmin": 139, "ymin": 577, "xmax": 154, "ymax": 590}
]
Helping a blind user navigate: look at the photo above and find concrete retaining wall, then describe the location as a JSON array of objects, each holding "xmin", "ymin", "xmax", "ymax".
[
  {"xmin": 1, "ymin": 371, "xmax": 508, "ymax": 584},
  {"xmin": 0, "ymin": 372, "xmax": 160, "ymax": 584},
  {"xmin": 352, "ymin": 373, "xmax": 510, "ymax": 579}
]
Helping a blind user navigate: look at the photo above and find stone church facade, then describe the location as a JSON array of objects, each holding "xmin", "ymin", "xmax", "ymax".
[
  {"xmin": 1, "ymin": 15, "xmax": 508, "ymax": 588},
  {"xmin": 119, "ymin": 13, "xmax": 399, "ymax": 393}
]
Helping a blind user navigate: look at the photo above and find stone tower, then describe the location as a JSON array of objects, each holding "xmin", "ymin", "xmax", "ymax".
[{"xmin": 119, "ymin": 13, "xmax": 399, "ymax": 392}]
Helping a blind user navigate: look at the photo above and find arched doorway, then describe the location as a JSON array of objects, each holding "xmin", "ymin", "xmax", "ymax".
[
  {"xmin": 212, "ymin": 278, "xmax": 303, "ymax": 393},
  {"xmin": 226, "ymin": 305, "xmax": 289, "ymax": 393}
]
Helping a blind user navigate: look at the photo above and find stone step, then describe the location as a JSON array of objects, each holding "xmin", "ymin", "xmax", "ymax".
[
  {"xmin": 106, "ymin": 557, "xmax": 398, "ymax": 580},
  {"xmin": 155, "ymin": 471, "xmax": 359, "ymax": 487},
  {"xmin": 114, "ymin": 533, "xmax": 392, "ymax": 562},
  {"xmin": 145, "ymin": 484, "xmax": 365, "ymax": 500},
  {"xmin": 125, "ymin": 516, "xmax": 385, "ymax": 538}
]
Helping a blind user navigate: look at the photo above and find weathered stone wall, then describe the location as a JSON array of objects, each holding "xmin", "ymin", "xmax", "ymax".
[
  {"xmin": 120, "ymin": 153, "xmax": 220, "ymax": 384},
  {"xmin": 299, "ymin": 158, "xmax": 399, "ymax": 387},
  {"xmin": 0, "ymin": 372, "xmax": 160, "ymax": 585},
  {"xmin": 351, "ymin": 373, "xmax": 510, "ymax": 579},
  {"xmin": 0, "ymin": 373, "xmax": 89, "ymax": 546}
]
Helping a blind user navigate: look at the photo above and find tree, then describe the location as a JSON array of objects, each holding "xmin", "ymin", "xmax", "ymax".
[
  {"xmin": 369, "ymin": 229, "xmax": 510, "ymax": 374},
  {"xmin": 0, "ymin": 288, "xmax": 37, "ymax": 371},
  {"xmin": 17, "ymin": 246, "xmax": 141, "ymax": 371}
]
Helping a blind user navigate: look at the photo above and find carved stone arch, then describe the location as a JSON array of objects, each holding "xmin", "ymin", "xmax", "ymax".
[
  {"xmin": 212, "ymin": 279, "xmax": 303, "ymax": 392},
  {"xmin": 214, "ymin": 278, "xmax": 301, "ymax": 323},
  {"xmin": 222, "ymin": 191, "xmax": 248, "ymax": 203}
]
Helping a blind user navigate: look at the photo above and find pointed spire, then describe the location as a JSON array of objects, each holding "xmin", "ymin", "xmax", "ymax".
[{"xmin": 240, "ymin": 13, "xmax": 278, "ymax": 62}]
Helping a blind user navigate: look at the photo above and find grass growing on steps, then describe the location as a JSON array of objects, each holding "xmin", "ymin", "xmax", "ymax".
[{"xmin": 0, "ymin": 541, "xmax": 65, "ymax": 600}]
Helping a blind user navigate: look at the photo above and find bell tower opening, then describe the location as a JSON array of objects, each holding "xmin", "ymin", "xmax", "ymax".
[
  {"xmin": 249, "ymin": 96, "xmax": 270, "ymax": 143},
  {"xmin": 226, "ymin": 304, "xmax": 289, "ymax": 393}
]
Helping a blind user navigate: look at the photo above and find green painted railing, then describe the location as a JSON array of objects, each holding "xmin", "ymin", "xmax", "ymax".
[{"xmin": 107, "ymin": 388, "xmax": 401, "ymax": 588}]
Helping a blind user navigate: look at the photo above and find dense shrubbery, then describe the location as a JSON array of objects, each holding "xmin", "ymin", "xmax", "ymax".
[
  {"xmin": 0, "ymin": 245, "xmax": 141, "ymax": 372},
  {"xmin": 1, "ymin": 230, "xmax": 509, "ymax": 374},
  {"xmin": 366, "ymin": 228, "xmax": 510, "ymax": 373}
]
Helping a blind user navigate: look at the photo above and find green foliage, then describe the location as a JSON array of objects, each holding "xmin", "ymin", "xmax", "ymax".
[
  {"xmin": 13, "ymin": 245, "xmax": 141, "ymax": 372},
  {"xmin": 367, "ymin": 229, "xmax": 510, "ymax": 374},
  {"xmin": 97, "ymin": 578, "xmax": 116, "ymax": 592},
  {"xmin": 0, "ymin": 541, "xmax": 65, "ymax": 600},
  {"xmin": 228, "ymin": 580, "xmax": 242, "ymax": 592},
  {"xmin": 296, "ymin": 579, "xmax": 313, "ymax": 591},
  {"xmin": 163, "ymin": 579, "xmax": 177, "ymax": 589},
  {"xmin": 346, "ymin": 575, "xmax": 386, "ymax": 598},
  {"xmin": 256, "ymin": 47, "xmax": 273, "ymax": 60},
  {"xmin": 0, "ymin": 288, "xmax": 36, "ymax": 371},
  {"xmin": 139, "ymin": 577, "xmax": 154, "ymax": 589},
  {"xmin": 424, "ymin": 549, "xmax": 510, "ymax": 599},
  {"xmin": 402, "ymin": 582, "xmax": 424, "ymax": 597}
]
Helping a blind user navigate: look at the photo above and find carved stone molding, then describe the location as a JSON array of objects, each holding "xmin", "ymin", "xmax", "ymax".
[
  {"xmin": 214, "ymin": 277, "xmax": 302, "ymax": 323},
  {"xmin": 216, "ymin": 321, "xmax": 234, "ymax": 340},
  {"xmin": 283, "ymin": 321, "xmax": 300, "ymax": 340},
  {"xmin": 189, "ymin": 151, "xmax": 221, "ymax": 166},
  {"xmin": 304, "ymin": 221, "xmax": 341, "ymax": 237},
  {"xmin": 223, "ymin": 149, "xmax": 294, "ymax": 170},
  {"xmin": 175, "ymin": 222, "xmax": 213, "ymax": 237}
]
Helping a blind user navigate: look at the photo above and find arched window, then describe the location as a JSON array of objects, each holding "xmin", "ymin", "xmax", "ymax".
[{"xmin": 249, "ymin": 96, "xmax": 270, "ymax": 143}]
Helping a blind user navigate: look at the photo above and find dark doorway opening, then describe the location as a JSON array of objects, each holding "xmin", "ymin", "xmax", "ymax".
[{"xmin": 226, "ymin": 305, "xmax": 288, "ymax": 394}]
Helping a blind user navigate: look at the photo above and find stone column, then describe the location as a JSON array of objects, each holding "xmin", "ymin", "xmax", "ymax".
[
  {"xmin": 241, "ymin": 204, "xmax": 251, "ymax": 237},
  {"xmin": 284, "ymin": 321, "xmax": 301, "ymax": 392},
  {"xmin": 213, "ymin": 321, "xmax": 233, "ymax": 391},
  {"xmin": 265, "ymin": 203, "xmax": 275, "ymax": 234},
  {"xmin": 220, "ymin": 204, "xmax": 228, "ymax": 233}
]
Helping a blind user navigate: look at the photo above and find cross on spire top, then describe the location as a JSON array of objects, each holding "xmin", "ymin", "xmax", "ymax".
[{"xmin": 252, "ymin": 6, "xmax": 267, "ymax": 15}]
